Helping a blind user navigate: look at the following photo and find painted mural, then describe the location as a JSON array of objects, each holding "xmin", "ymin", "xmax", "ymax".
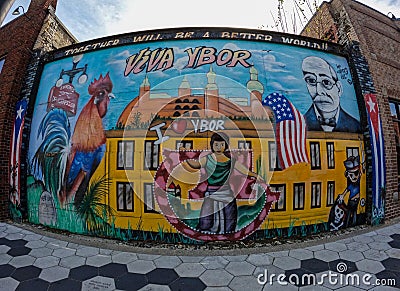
[
  {"xmin": 9, "ymin": 99, "xmax": 28, "ymax": 221},
  {"xmin": 25, "ymin": 29, "xmax": 368, "ymax": 242}
]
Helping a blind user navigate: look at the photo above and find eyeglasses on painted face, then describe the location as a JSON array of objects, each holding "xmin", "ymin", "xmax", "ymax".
[{"xmin": 304, "ymin": 76, "xmax": 337, "ymax": 90}]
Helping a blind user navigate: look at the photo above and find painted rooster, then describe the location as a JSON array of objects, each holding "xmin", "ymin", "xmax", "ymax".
[{"xmin": 33, "ymin": 73, "xmax": 115, "ymax": 207}]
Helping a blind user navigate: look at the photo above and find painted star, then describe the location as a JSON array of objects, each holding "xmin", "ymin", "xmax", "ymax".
[
  {"xmin": 16, "ymin": 105, "xmax": 24, "ymax": 120},
  {"xmin": 367, "ymin": 97, "xmax": 376, "ymax": 113}
]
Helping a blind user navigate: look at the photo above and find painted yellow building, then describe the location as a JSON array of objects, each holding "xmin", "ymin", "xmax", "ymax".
[{"xmin": 101, "ymin": 124, "xmax": 365, "ymax": 233}]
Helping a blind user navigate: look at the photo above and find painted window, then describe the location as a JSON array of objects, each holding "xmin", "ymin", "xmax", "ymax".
[
  {"xmin": 144, "ymin": 140, "xmax": 159, "ymax": 170},
  {"xmin": 293, "ymin": 183, "xmax": 305, "ymax": 210},
  {"xmin": 144, "ymin": 183, "xmax": 156, "ymax": 213},
  {"xmin": 270, "ymin": 184, "xmax": 286, "ymax": 211},
  {"xmin": 176, "ymin": 140, "xmax": 193, "ymax": 150},
  {"xmin": 346, "ymin": 147, "xmax": 359, "ymax": 158},
  {"xmin": 327, "ymin": 181, "xmax": 335, "ymax": 206},
  {"xmin": 117, "ymin": 141, "xmax": 134, "ymax": 170},
  {"xmin": 310, "ymin": 142, "xmax": 321, "ymax": 170},
  {"xmin": 238, "ymin": 141, "xmax": 251, "ymax": 149},
  {"xmin": 311, "ymin": 182, "xmax": 321, "ymax": 208},
  {"xmin": 268, "ymin": 141, "xmax": 281, "ymax": 171},
  {"xmin": 327, "ymin": 142, "xmax": 335, "ymax": 169},
  {"xmin": 0, "ymin": 58, "xmax": 5, "ymax": 75},
  {"xmin": 117, "ymin": 182, "xmax": 134, "ymax": 212}
]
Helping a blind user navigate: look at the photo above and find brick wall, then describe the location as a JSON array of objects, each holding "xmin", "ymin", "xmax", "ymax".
[
  {"xmin": 302, "ymin": 0, "xmax": 400, "ymax": 220},
  {"xmin": 33, "ymin": 6, "xmax": 77, "ymax": 52},
  {"xmin": 0, "ymin": 0, "xmax": 70, "ymax": 220},
  {"xmin": 301, "ymin": 3, "xmax": 338, "ymax": 42}
]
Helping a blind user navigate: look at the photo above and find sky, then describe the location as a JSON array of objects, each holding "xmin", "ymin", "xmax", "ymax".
[{"xmin": 2, "ymin": 0, "xmax": 400, "ymax": 41}]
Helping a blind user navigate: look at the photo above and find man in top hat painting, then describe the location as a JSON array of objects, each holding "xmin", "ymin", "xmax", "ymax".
[{"xmin": 338, "ymin": 156, "xmax": 362, "ymax": 227}]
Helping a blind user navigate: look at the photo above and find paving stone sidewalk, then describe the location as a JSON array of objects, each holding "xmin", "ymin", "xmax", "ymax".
[{"xmin": 1, "ymin": 221, "xmax": 400, "ymax": 290}]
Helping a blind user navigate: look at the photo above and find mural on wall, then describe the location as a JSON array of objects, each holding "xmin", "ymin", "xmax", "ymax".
[
  {"xmin": 9, "ymin": 98, "xmax": 28, "ymax": 221},
  {"xmin": 33, "ymin": 73, "xmax": 114, "ymax": 206},
  {"xmin": 25, "ymin": 29, "xmax": 367, "ymax": 242},
  {"xmin": 32, "ymin": 68, "xmax": 115, "ymax": 233}
]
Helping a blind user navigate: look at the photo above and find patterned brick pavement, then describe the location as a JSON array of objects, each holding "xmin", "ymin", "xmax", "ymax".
[{"xmin": 0, "ymin": 222, "xmax": 400, "ymax": 290}]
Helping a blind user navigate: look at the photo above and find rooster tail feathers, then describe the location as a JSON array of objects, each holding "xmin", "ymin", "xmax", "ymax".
[
  {"xmin": 32, "ymin": 109, "xmax": 71, "ymax": 198},
  {"xmin": 37, "ymin": 108, "xmax": 70, "ymax": 139}
]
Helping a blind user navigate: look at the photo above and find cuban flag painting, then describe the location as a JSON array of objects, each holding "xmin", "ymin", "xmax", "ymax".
[
  {"xmin": 262, "ymin": 92, "xmax": 309, "ymax": 169},
  {"xmin": 10, "ymin": 99, "xmax": 28, "ymax": 207},
  {"xmin": 364, "ymin": 93, "xmax": 386, "ymax": 224}
]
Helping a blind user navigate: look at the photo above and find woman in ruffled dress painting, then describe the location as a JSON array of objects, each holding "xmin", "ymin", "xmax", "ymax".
[{"xmin": 181, "ymin": 132, "xmax": 264, "ymax": 234}]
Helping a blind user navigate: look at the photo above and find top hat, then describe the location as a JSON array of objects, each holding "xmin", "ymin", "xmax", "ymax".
[{"xmin": 343, "ymin": 156, "xmax": 360, "ymax": 171}]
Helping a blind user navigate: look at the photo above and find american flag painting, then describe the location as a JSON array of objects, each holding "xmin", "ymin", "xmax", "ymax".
[
  {"xmin": 364, "ymin": 93, "xmax": 386, "ymax": 223},
  {"xmin": 262, "ymin": 92, "xmax": 309, "ymax": 169},
  {"xmin": 10, "ymin": 99, "xmax": 28, "ymax": 206}
]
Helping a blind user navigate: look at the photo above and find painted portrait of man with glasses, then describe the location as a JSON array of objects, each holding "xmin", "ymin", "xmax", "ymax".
[{"xmin": 302, "ymin": 56, "xmax": 361, "ymax": 132}]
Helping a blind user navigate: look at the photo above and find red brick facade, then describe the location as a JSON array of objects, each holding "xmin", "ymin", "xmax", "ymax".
[{"xmin": 302, "ymin": 0, "xmax": 400, "ymax": 219}]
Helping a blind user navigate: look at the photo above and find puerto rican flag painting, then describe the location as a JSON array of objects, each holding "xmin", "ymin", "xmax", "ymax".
[
  {"xmin": 364, "ymin": 93, "xmax": 386, "ymax": 223},
  {"xmin": 262, "ymin": 92, "xmax": 309, "ymax": 169},
  {"xmin": 10, "ymin": 99, "xmax": 28, "ymax": 206}
]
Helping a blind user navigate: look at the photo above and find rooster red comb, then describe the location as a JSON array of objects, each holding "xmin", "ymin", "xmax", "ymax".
[{"xmin": 88, "ymin": 73, "xmax": 113, "ymax": 95}]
